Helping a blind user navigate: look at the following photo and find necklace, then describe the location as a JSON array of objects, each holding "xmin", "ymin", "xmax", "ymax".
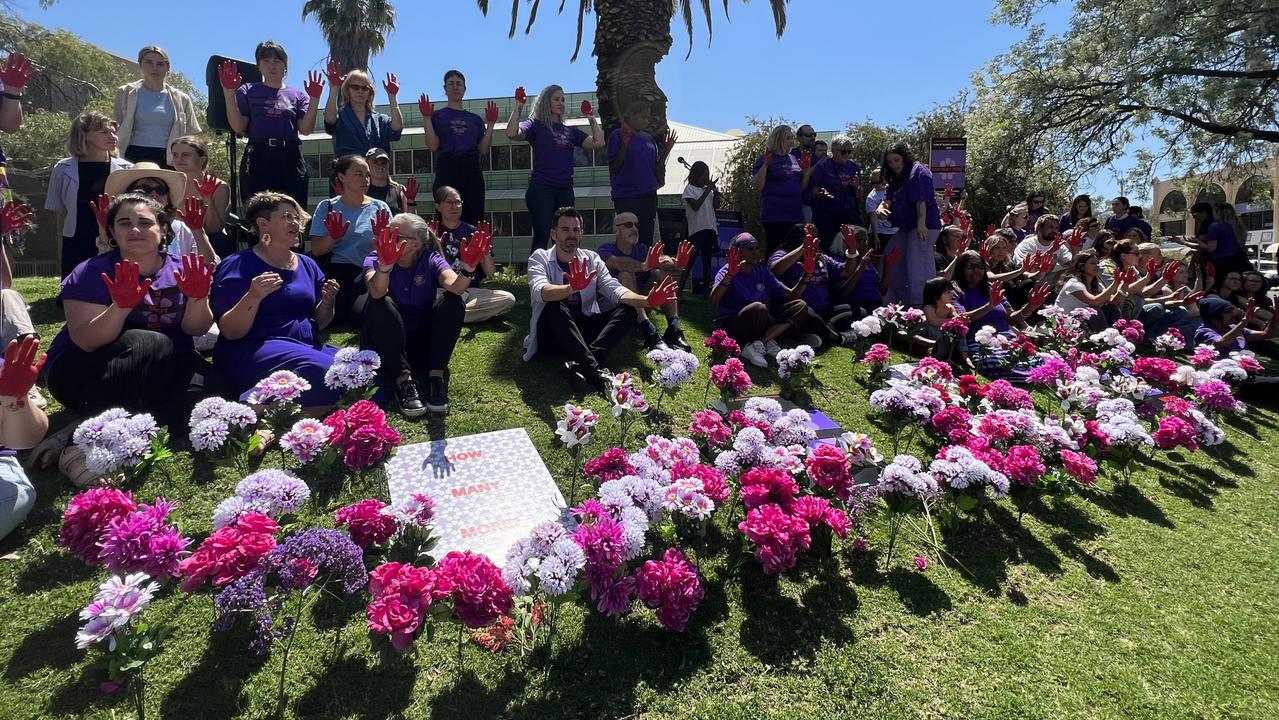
[{"xmin": 253, "ymin": 245, "xmax": 296, "ymax": 271}]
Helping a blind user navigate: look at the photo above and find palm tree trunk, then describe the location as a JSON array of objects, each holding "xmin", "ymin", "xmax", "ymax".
[{"xmin": 593, "ymin": 0, "xmax": 675, "ymax": 184}]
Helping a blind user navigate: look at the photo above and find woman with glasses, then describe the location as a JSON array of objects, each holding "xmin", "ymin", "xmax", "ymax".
[
  {"xmin": 323, "ymin": 67, "xmax": 403, "ymax": 158},
  {"xmin": 432, "ymin": 185, "xmax": 515, "ymax": 323},
  {"xmin": 507, "ymin": 83, "xmax": 605, "ymax": 255},
  {"xmin": 1024, "ymin": 190, "xmax": 1050, "ymax": 228},
  {"xmin": 422, "ymin": 70, "xmax": 497, "ymax": 225},
  {"xmin": 43, "ymin": 194, "xmax": 219, "ymax": 433},
  {"xmin": 752, "ymin": 125, "xmax": 807, "ymax": 253},
  {"xmin": 804, "ymin": 134, "xmax": 863, "ymax": 254},
  {"xmin": 875, "ymin": 141, "xmax": 940, "ymax": 306},
  {"xmin": 112, "ymin": 46, "xmax": 202, "ymax": 166},
  {"xmin": 212, "ymin": 191, "xmax": 343, "ymax": 410},
  {"xmin": 219, "ymin": 41, "xmax": 319, "ymax": 208},
  {"xmin": 308, "ymin": 154, "xmax": 393, "ymax": 326},
  {"xmin": 46, "ymin": 112, "xmax": 133, "ymax": 281},
  {"xmin": 103, "ymin": 162, "xmax": 219, "ymax": 264}
]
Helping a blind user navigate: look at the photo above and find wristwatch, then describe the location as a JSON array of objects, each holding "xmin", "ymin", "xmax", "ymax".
[{"xmin": 459, "ymin": 267, "xmax": 476, "ymax": 278}]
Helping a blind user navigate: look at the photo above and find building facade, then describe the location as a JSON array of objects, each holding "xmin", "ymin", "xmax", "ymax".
[{"xmin": 1151, "ymin": 158, "xmax": 1276, "ymax": 246}]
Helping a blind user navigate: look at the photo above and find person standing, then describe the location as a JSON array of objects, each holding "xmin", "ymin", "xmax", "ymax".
[
  {"xmin": 682, "ymin": 160, "xmax": 720, "ymax": 294},
  {"xmin": 322, "ymin": 65, "xmax": 403, "ymax": 158},
  {"xmin": 421, "ymin": 70, "xmax": 499, "ymax": 225},
  {"xmin": 507, "ymin": 85, "xmax": 605, "ymax": 256},
  {"xmin": 112, "ymin": 46, "xmax": 202, "ymax": 166},
  {"xmin": 875, "ymin": 141, "xmax": 940, "ymax": 306},
  {"xmin": 752, "ymin": 125, "xmax": 807, "ymax": 253},
  {"xmin": 219, "ymin": 41, "xmax": 320, "ymax": 208},
  {"xmin": 1173, "ymin": 202, "xmax": 1253, "ymax": 282},
  {"xmin": 607, "ymin": 102, "xmax": 676, "ymax": 249},
  {"xmin": 804, "ymin": 135, "xmax": 863, "ymax": 254},
  {"xmin": 45, "ymin": 113, "xmax": 133, "ymax": 280}
]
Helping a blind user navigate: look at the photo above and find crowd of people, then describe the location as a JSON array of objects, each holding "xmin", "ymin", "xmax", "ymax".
[{"xmin": 0, "ymin": 40, "xmax": 1274, "ymax": 543}]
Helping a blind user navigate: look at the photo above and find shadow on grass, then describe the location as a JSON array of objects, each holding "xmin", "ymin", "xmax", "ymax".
[
  {"xmin": 1050, "ymin": 533, "xmax": 1120, "ymax": 583},
  {"xmin": 45, "ymin": 665, "xmax": 115, "ymax": 718},
  {"xmin": 4, "ymin": 611, "xmax": 83, "ymax": 681},
  {"xmin": 294, "ymin": 653, "xmax": 419, "ymax": 720},
  {"xmin": 737, "ymin": 565, "xmax": 858, "ymax": 664},
  {"xmin": 933, "ymin": 502, "xmax": 1066, "ymax": 597},
  {"xmin": 1083, "ymin": 483, "xmax": 1175, "ymax": 529},
  {"xmin": 10, "ymin": 550, "xmax": 95, "ymax": 594},
  {"xmin": 159, "ymin": 626, "xmax": 268, "ymax": 718},
  {"xmin": 1148, "ymin": 457, "xmax": 1221, "ymax": 509}
]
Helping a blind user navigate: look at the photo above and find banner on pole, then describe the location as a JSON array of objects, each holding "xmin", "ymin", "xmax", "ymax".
[{"xmin": 929, "ymin": 137, "xmax": 967, "ymax": 189}]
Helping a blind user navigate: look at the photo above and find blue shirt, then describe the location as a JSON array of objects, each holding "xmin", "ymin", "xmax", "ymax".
[
  {"xmin": 324, "ymin": 106, "xmax": 401, "ymax": 157},
  {"xmin": 309, "ymin": 197, "xmax": 393, "ymax": 267},
  {"xmin": 131, "ymin": 87, "xmax": 174, "ymax": 148}
]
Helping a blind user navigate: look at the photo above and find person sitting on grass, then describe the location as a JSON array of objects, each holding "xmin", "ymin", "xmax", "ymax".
[
  {"xmin": 596, "ymin": 211, "xmax": 692, "ymax": 351},
  {"xmin": 523, "ymin": 206, "xmax": 678, "ymax": 393},
  {"xmin": 951, "ymin": 250, "xmax": 1054, "ymax": 374},
  {"xmin": 0, "ymin": 337, "xmax": 49, "ymax": 541},
  {"xmin": 1195, "ymin": 295, "xmax": 1279, "ymax": 362},
  {"xmin": 431, "ymin": 185, "xmax": 516, "ymax": 324},
  {"xmin": 710, "ymin": 232, "xmax": 815, "ymax": 368},
  {"xmin": 768, "ymin": 223, "xmax": 874, "ymax": 346},
  {"xmin": 360, "ymin": 215, "xmax": 490, "ymax": 417}
]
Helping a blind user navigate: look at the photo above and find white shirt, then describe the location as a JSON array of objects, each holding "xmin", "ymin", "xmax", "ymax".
[
  {"xmin": 682, "ymin": 183, "xmax": 717, "ymax": 235},
  {"xmin": 1055, "ymin": 277, "xmax": 1091, "ymax": 312}
]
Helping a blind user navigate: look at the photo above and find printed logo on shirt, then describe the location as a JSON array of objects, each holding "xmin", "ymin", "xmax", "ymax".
[
  {"xmin": 414, "ymin": 274, "xmax": 427, "ymax": 286},
  {"xmin": 450, "ymin": 118, "xmax": 469, "ymax": 136},
  {"xmin": 141, "ymin": 284, "xmax": 184, "ymax": 330},
  {"xmin": 756, "ymin": 283, "xmax": 765, "ymax": 292},
  {"xmin": 552, "ymin": 126, "xmax": 573, "ymax": 148}
]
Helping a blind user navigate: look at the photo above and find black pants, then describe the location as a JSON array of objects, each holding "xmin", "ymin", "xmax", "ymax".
[
  {"xmin": 812, "ymin": 206, "xmax": 862, "ymax": 255},
  {"xmin": 44, "ymin": 329, "xmax": 221, "ymax": 432},
  {"xmin": 312, "ymin": 257, "xmax": 365, "ymax": 327},
  {"xmin": 61, "ymin": 231, "xmax": 99, "ymax": 281},
  {"xmin": 433, "ymin": 153, "xmax": 486, "ymax": 225},
  {"xmin": 536, "ymin": 301, "xmax": 632, "ymax": 372},
  {"xmin": 240, "ymin": 141, "xmax": 309, "ymax": 209},
  {"xmin": 123, "ymin": 145, "xmax": 170, "ymax": 167},
  {"xmin": 762, "ymin": 221, "xmax": 797, "ymax": 254},
  {"xmin": 361, "ymin": 293, "xmax": 465, "ymax": 387},
  {"xmin": 688, "ymin": 228, "xmax": 718, "ymax": 291},
  {"xmin": 613, "ymin": 193, "xmax": 659, "ymax": 247}
]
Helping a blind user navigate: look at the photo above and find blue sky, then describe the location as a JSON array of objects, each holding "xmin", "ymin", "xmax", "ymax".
[{"xmin": 21, "ymin": 0, "xmax": 1133, "ymax": 201}]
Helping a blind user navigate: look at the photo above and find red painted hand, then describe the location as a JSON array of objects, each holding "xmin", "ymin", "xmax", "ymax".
[
  {"xmin": 460, "ymin": 226, "xmax": 492, "ymax": 269},
  {"xmin": 179, "ymin": 197, "xmax": 207, "ymax": 229},
  {"xmin": 514, "ymin": 86, "xmax": 527, "ymax": 105},
  {"xmin": 304, "ymin": 71, "xmax": 324, "ymax": 99},
  {"xmin": 840, "ymin": 224, "xmax": 858, "ymax": 254},
  {"xmin": 101, "ymin": 260, "xmax": 153, "ymax": 309},
  {"xmin": 382, "ymin": 73, "xmax": 400, "ymax": 97},
  {"xmin": 565, "ymin": 257, "xmax": 597, "ymax": 291},
  {"xmin": 644, "ymin": 243, "xmax": 662, "ymax": 271},
  {"xmin": 1182, "ymin": 290, "xmax": 1207, "ymax": 305},
  {"xmin": 801, "ymin": 239, "xmax": 818, "ymax": 275},
  {"xmin": 418, "ymin": 93, "xmax": 434, "ymax": 118},
  {"xmin": 194, "ymin": 172, "xmax": 219, "ymax": 199},
  {"xmin": 218, "ymin": 60, "xmax": 241, "ymax": 90},
  {"xmin": 0, "ymin": 336, "xmax": 44, "ymax": 404},
  {"xmin": 1039, "ymin": 253, "xmax": 1055, "ymax": 274},
  {"xmin": 404, "ymin": 177, "xmax": 418, "ymax": 202},
  {"xmin": 989, "ymin": 280, "xmax": 1005, "ymax": 307},
  {"xmin": 726, "ymin": 246, "xmax": 743, "ymax": 277},
  {"xmin": 675, "ymin": 240, "xmax": 693, "ymax": 269},
  {"xmin": 173, "ymin": 252, "xmax": 213, "ymax": 299},
  {"xmin": 646, "ymin": 276, "xmax": 678, "ymax": 308},
  {"xmin": 798, "ymin": 150, "xmax": 812, "ymax": 170},
  {"xmin": 1028, "ymin": 282, "xmax": 1053, "ymax": 309},
  {"xmin": 1022, "ymin": 252, "xmax": 1040, "ymax": 273},
  {"xmin": 0, "ymin": 52, "xmax": 36, "ymax": 90},
  {"xmin": 1162, "ymin": 260, "xmax": 1182, "ymax": 282},
  {"xmin": 370, "ymin": 208, "xmax": 391, "ymax": 239},
  {"xmin": 985, "ymin": 223, "xmax": 996, "ymax": 237},
  {"xmin": 580, "ymin": 100, "xmax": 593, "ymax": 117},
  {"xmin": 374, "ymin": 226, "xmax": 404, "ymax": 268},
  {"xmin": 0, "ymin": 202, "xmax": 32, "ymax": 235},
  {"xmin": 323, "ymin": 210, "xmax": 350, "ymax": 241},
  {"xmin": 485, "ymin": 101, "xmax": 500, "ymax": 124},
  {"xmin": 619, "ymin": 123, "xmax": 632, "ymax": 147},
  {"xmin": 325, "ymin": 60, "xmax": 344, "ymax": 87},
  {"xmin": 90, "ymin": 194, "xmax": 112, "ymax": 230}
]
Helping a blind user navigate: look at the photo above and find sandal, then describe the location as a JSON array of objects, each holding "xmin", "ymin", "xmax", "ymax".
[{"xmin": 57, "ymin": 445, "xmax": 113, "ymax": 489}]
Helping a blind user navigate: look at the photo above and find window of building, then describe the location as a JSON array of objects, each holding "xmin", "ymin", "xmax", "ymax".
[
  {"xmin": 1194, "ymin": 183, "xmax": 1227, "ymax": 206},
  {"xmin": 1159, "ymin": 189, "xmax": 1187, "ymax": 214},
  {"xmin": 479, "ymin": 149, "xmax": 492, "ymax": 171},
  {"xmin": 1159, "ymin": 220, "xmax": 1186, "ymax": 237},
  {"xmin": 593, "ymin": 148, "xmax": 610, "ymax": 167},
  {"xmin": 1236, "ymin": 175, "xmax": 1274, "ymax": 232},
  {"xmin": 305, "ymin": 155, "xmax": 322, "ymax": 180},
  {"xmin": 318, "ymin": 153, "xmax": 333, "ymax": 178},
  {"xmin": 491, "ymin": 145, "xmax": 512, "ymax": 171},
  {"xmin": 412, "ymin": 149, "xmax": 432, "ymax": 175},
  {"xmin": 594, "ymin": 208, "xmax": 614, "ymax": 235},
  {"xmin": 511, "ymin": 144, "xmax": 531, "ymax": 170},
  {"xmin": 491, "ymin": 211, "xmax": 513, "ymax": 237},
  {"xmin": 513, "ymin": 210, "xmax": 531, "ymax": 237},
  {"xmin": 393, "ymin": 150, "xmax": 411, "ymax": 176}
]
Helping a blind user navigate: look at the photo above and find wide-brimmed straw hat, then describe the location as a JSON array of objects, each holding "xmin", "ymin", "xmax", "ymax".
[{"xmin": 104, "ymin": 161, "xmax": 188, "ymax": 199}]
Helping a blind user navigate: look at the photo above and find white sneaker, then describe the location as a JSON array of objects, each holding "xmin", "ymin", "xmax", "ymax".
[
  {"xmin": 764, "ymin": 340, "xmax": 782, "ymax": 357},
  {"xmin": 799, "ymin": 333, "xmax": 824, "ymax": 349},
  {"xmin": 742, "ymin": 341, "xmax": 769, "ymax": 368}
]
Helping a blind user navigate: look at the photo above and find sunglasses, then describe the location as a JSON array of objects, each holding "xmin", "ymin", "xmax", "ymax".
[
  {"xmin": 798, "ymin": 133, "xmax": 815, "ymax": 138},
  {"xmin": 349, "ymin": 85, "xmax": 373, "ymax": 92},
  {"xmin": 615, "ymin": 221, "xmax": 638, "ymax": 229},
  {"xmin": 131, "ymin": 183, "xmax": 168, "ymax": 195}
]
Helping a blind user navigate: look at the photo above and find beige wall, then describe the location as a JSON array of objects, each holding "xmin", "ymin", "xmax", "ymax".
[{"xmin": 1152, "ymin": 157, "xmax": 1278, "ymax": 238}]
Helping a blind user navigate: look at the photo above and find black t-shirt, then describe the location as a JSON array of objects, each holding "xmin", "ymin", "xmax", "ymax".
[
  {"xmin": 72, "ymin": 161, "xmax": 111, "ymax": 240},
  {"xmin": 368, "ymin": 182, "xmax": 403, "ymax": 215}
]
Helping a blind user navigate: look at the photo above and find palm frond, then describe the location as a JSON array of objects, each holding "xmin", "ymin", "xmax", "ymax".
[
  {"xmin": 569, "ymin": 0, "xmax": 592, "ymax": 62},
  {"xmin": 525, "ymin": 0, "xmax": 542, "ymax": 35}
]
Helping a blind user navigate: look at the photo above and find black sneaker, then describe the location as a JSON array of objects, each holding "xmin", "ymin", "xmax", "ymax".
[
  {"xmin": 425, "ymin": 376, "xmax": 448, "ymax": 414},
  {"xmin": 663, "ymin": 326, "xmax": 692, "ymax": 352},
  {"xmin": 560, "ymin": 361, "xmax": 587, "ymax": 394},
  {"xmin": 395, "ymin": 378, "xmax": 427, "ymax": 418},
  {"xmin": 586, "ymin": 366, "xmax": 613, "ymax": 394}
]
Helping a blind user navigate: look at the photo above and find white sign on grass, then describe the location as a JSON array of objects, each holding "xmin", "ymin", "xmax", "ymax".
[{"xmin": 385, "ymin": 427, "xmax": 567, "ymax": 563}]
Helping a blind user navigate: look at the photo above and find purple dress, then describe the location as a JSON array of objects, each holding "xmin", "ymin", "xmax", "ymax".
[
  {"xmin": 211, "ymin": 249, "xmax": 341, "ymax": 406},
  {"xmin": 884, "ymin": 162, "xmax": 941, "ymax": 306}
]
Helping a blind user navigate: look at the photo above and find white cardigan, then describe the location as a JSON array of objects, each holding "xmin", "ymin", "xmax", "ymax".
[
  {"xmin": 523, "ymin": 247, "xmax": 627, "ymax": 361},
  {"xmin": 113, "ymin": 81, "xmax": 202, "ymax": 163}
]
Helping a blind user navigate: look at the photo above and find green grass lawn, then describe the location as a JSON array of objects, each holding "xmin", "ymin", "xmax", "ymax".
[{"xmin": 2, "ymin": 274, "xmax": 1277, "ymax": 719}]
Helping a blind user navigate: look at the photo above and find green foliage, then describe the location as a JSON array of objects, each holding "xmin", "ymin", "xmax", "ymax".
[
  {"xmin": 719, "ymin": 116, "xmax": 789, "ymax": 240},
  {"xmin": 302, "ymin": 0, "xmax": 397, "ymax": 72}
]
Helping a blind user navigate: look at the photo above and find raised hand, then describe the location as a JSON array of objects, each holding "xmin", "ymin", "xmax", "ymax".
[
  {"xmin": 675, "ymin": 240, "xmax": 693, "ymax": 269},
  {"xmin": 382, "ymin": 73, "xmax": 400, "ymax": 97},
  {"xmin": 1145, "ymin": 258, "xmax": 1159, "ymax": 278},
  {"xmin": 179, "ymin": 197, "xmax": 207, "ymax": 229},
  {"xmin": 374, "ymin": 226, "xmax": 404, "ymax": 269},
  {"xmin": 325, "ymin": 60, "xmax": 344, "ymax": 87},
  {"xmin": 427, "ymin": 220, "xmax": 441, "ymax": 240},
  {"xmin": 218, "ymin": 60, "xmax": 241, "ymax": 90},
  {"xmin": 460, "ymin": 226, "xmax": 492, "ymax": 269},
  {"xmin": 477, "ymin": 220, "xmax": 493, "ymax": 238},
  {"xmin": 173, "ymin": 252, "xmax": 213, "ymax": 299},
  {"xmin": 1038, "ymin": 253, "xmax": 1055, "ymax": 275},
  {"xmin": 646, "ymin": 276, "xmax": 679, "ymax": 308},
  {"xmin": 304, "ymin": 70, "xmax": 324, "ymax": 99},
  {"xmin": 370, "ymin": 208, "xmax": 391, "ymax": 239},
  {"xmin": 979, "ymin": 242, "xmax": 991, "ymax": 263},
  {"xmin": 1244, "ymin": 298, "xmax": 1258, "ymax": 323},
  {"xmin": 840, "ymin": 224, "xmax": 858, "ymax": 254},
  {"xmin": 944, "ymin": 183, "xmax": 954, "ymax": 201},
  {"xmin": 988, "ymin": 280, "xmax": 1005, "ymax": 307},
  {"xmin": 726, "ymin": 246, "xmax": 743, "ymax": 277},
  {"xmin": 485, "ymin": 100, "xmax": 500, "ymax": 124},
  {"xmin": 1162, "ymin": 260, "xmax": 1182, "ymax": 283},
  {"xmin": 1182, "ymin": 290, "xmax": 1207, "ymax": 305},
  {"xmin": 101, "ymin": 260, "xmax": 152, "ymax": 309},
  {"xmin": 0, "ymin": 202, "xmax": 32, "ymax": 235},
  {"xmin": 90, "ymin": 194, "xmax": 112, "ymax": 230},
  {"xmin": 0, "ymin": 52, "xmax": 36, "ymax": 90},
  {"xmin": 0, "ymin": 336, "xmax": 45, "ymax": 404},
  {"xmin": 663, "ymin": 129, "xmax": 678, "ymax": 151},
  {"xmin": 564, "ymin": 257, "xmax": 596, "ymax": 291},
  {"xmin": 798, "ymin": 150, "xmax": 813, "ymax": 171},
  {"xmin": 514, "ymin": 86, "xmax": 527, "ymax": 105},
  {"xmin": 580, "ymin": 100, "xmax": 593, "ymax": 117},
  {"xmin": 1122, "ymin": 267, "xmax": 1138, "ymax": 284},
  {"xmin": 1027, "ymin": 282, "xmax": 1053, "ymax": 308},
  {"xmin": 404, "ymin": 177, "xmax": 418, "ymax": 203},
  {"xmin": 801, "ymin": 238, "xmax": 818, "ymax": 275},
  {"xmin": 1205, "ymin": 261, "xmax": 1216, "ymax": 279},
  {"xmin": 417, "ymin": 93, "xmax": 434, "ymax": 118},
  {"xmin": 644, "ymin": 243, "xmax": 662, "ymax": 271},
  {"xmin": 1021, "ymin": 252, "xmax": 1040, "ymax": 274},
  {"xmin": 323, "ymin": 210, "xmax": 350, "ymax": 241},
  {"xmin": 1067, "ymin": 227, "xmax": 1085, "ymax": 251},
  {"xmin": 985, "ymin": 223, "xmax": 996, "ymax": 237},
  {"xmin": 619, "ymin": 123, "xmax": 632, "ymax": 147},
  {"xmin": 194, "ymin": 172, "xmax": 219, "ymax": 199}
]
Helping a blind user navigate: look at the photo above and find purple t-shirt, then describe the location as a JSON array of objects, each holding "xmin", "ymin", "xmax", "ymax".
[
  {"xmin": 362, "ymin": 250, "xmax": 451, "ymax": 332},
  {"xmin": 713, "ymin": 263, "xmax": 787, "ymax": 322},
  {"xmin": 437, "ymin": 222, "xmax": 488, "ymax": 285},
  {"xmin": 962, "ymin": 286, "xmax": 1012, "ymax": 335},
  {"xmin": 597, "ymin": 240, "xmax": 651, "ymax": 285},
  {"xmin": 607, "ymin": 129, "xmax": 660, "ymax": 198},
  {"xmin": 1193, "ymin": 323, "xmax": 1250, "ymax": 352},
  {"xmin": 431, "ymin": 108, "xmax": 486, "ymax": 156},
  {"xmin": 1206, "ymin": 221, "xmax": 1241, "ymax": 259},
  {"xmin": 47, "ymin": 251, "xmax": 195, "ymax": 369},
  {"xmin": 753, "ymin": 153, "xmax": 803, "ymax": 223},
  {"xmin": 847, "ymin": 262, "xmax": 882, "ymax": 303},
  {"xmin": 555, "ymin": 259, "xmax": 586, "ymax": 315},
  {"xmin": 808, "ymin": 158, "xmax": 863, "ymax": 214},
  {"xmin": 522, "ymin": 118, "xmax": 588, "ymax": 188},
  {"xmin": 889, "ymin": 162, "xmax": 941, "ymax": 231},
  {"xmin": 235, "ymin": 83, "xmax": 310, "ymax": 140},
  {"xmin": 212, "ymin": 249, "xmax": 325, "ymax": 345},
  {"xmin": 767, "ymin": 250, "xmax": 845, "ymax": 313}
]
